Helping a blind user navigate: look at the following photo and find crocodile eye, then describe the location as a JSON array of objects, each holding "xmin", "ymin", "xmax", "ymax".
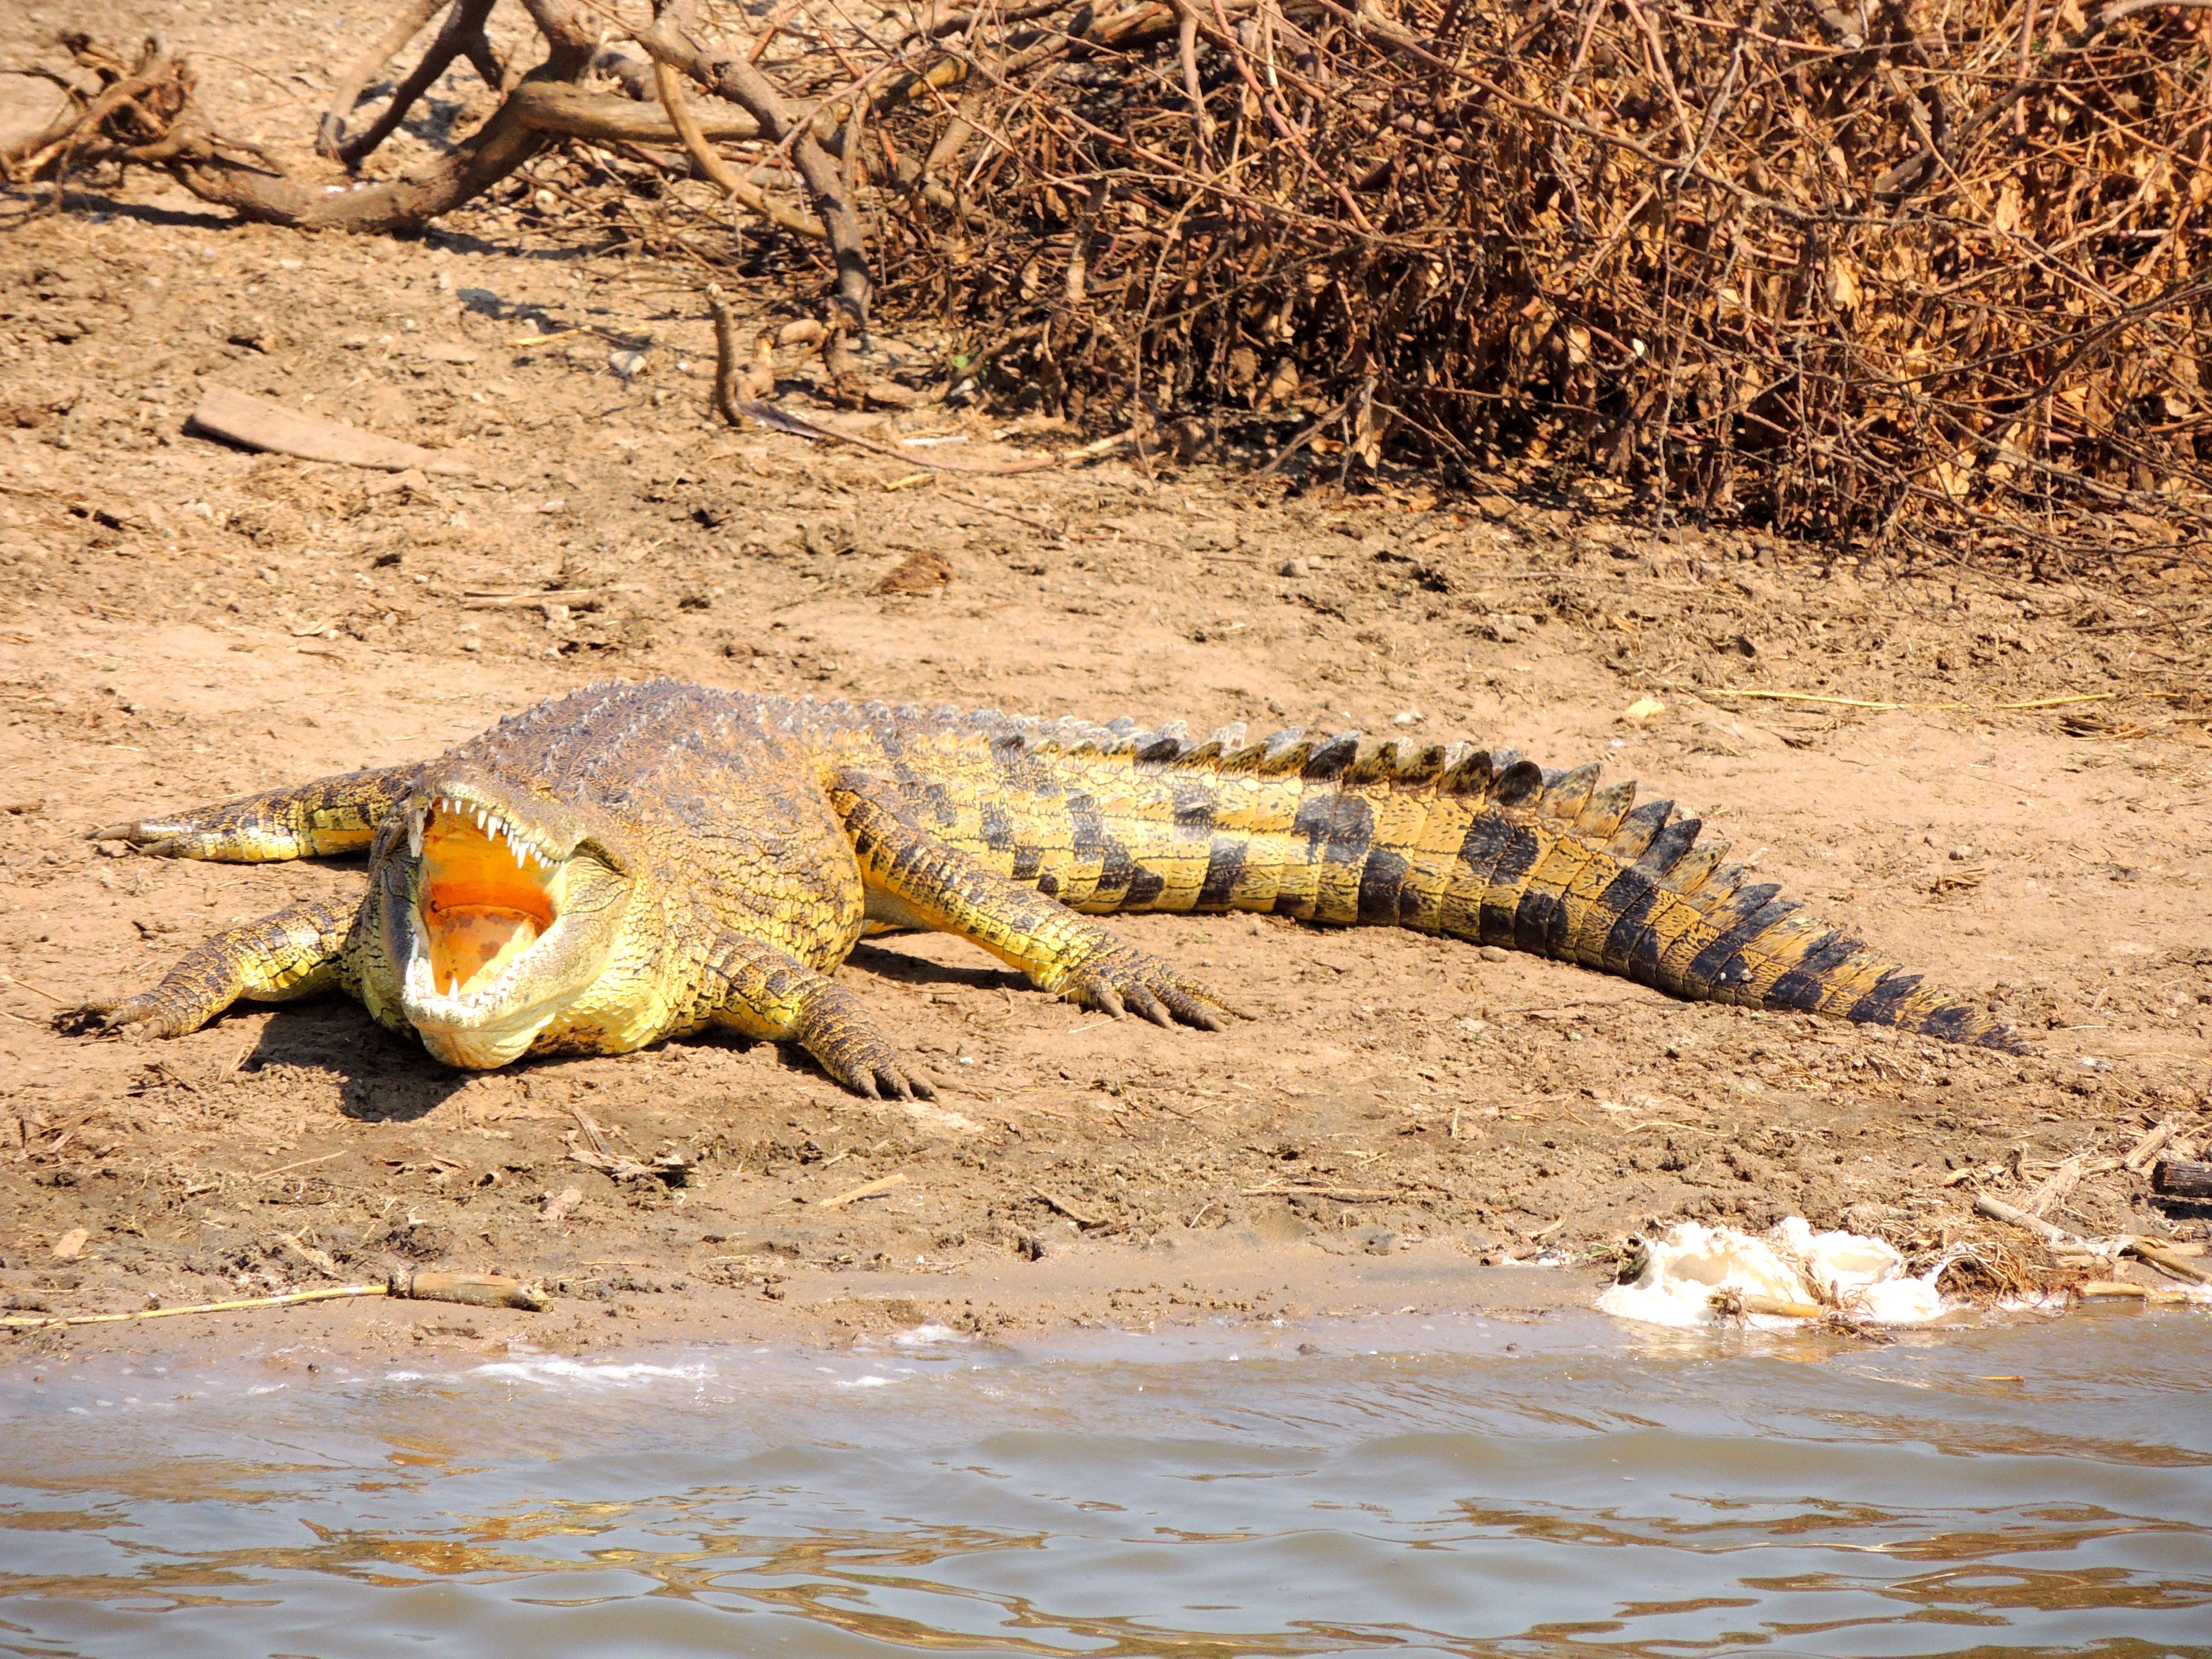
[{"xmin": 572, "ymin": 840, "xmax": 627, "ymax": 878}]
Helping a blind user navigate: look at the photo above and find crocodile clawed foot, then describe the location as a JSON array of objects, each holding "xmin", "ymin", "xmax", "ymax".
[
  {"xmin": 1062, "ymin": 945, "xmax": 1238, "ymax": 1032},
  {"xmin": 64, "ymin": 992, "xmax": 175, "ymax": 1038},
  {"xmin": 795, "ymin": 990, "xmax": 938, "ymax": 1100},
  {"xmin": 823, "ymin": 1043, "xmax": 938, "ymax": 1102}
]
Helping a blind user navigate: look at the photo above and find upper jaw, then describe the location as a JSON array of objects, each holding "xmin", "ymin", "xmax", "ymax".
[{"xmin": 402, "ymin": 775, "xmax": 584, "ymax": 870}]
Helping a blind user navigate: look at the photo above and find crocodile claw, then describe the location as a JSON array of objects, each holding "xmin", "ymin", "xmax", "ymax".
[
  {"xmin": 796, "ymin": 990, "xmax": 938, "ymax": 1100},
  {"xmin": 1061, "ymin": 944, "xmax": 1237, "ymax": 1031},
  {"xmin": 846, "ymin": 1059, "xmax": 938, "ymax": 1102}
]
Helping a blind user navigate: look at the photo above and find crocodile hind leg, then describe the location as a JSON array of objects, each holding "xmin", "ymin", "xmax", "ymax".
[
  {"xmin": 829, "ymin": 775, "xmax": 1235, "ymax": 1029},
  {"xmin": 76, "ymin": 898, "xmax": 358, "ymax": 1038},
  {"xmin": 696, "ymin": 930, "xmax": 936, "ymax": 1100},
  {"xmin": 89, "ymin": 765, "xmax": 417, "ymax": 862}
]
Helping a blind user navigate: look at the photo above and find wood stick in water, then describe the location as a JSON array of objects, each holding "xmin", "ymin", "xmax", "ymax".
[
  {"xmin": 0, "ymin": 1272, "xmax": 544, "ymax": 1329},
  {"xmin": 2076, "ymin": 1281, "xmax": 2196, "ymax": 1305},
  {"xmin": 1737, "ymin": 1292, "xmax": 1828, "ymax": 1320},
  {"xmin": 389, "ymin": 1270, "xmax": 547, "ymax": 1310},
  {"xmin": 2125, "ymin": 1241, "xmax": 2212, "ymax": 1286},
  {"xmin": 1709, "ymin": 1288, "xmax": 1827, "ymax": 1320},
  {"xmin": 0, "ymin": 1285, "xmax": 387, "ymax": 1329}
]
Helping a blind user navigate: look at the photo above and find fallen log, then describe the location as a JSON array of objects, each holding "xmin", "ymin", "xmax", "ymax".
[{"xmin": 2152, "ymin": 1160, "xmax": 2212, "ymax": 1201}]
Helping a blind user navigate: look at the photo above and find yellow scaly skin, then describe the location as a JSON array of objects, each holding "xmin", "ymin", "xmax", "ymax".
[{"xmin": 75, "ymin": 680, "xmax": 2019, "ymax": 1095}]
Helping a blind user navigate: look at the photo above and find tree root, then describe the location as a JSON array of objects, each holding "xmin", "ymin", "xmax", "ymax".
[{"xmin": 0, "ymin": 33, "xmax": 780, "ymax": 235}]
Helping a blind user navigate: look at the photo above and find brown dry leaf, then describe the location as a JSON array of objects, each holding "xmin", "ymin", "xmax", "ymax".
[{"xmin": 876, "ymin": 550, "xmax": 954, "ymax": 596}]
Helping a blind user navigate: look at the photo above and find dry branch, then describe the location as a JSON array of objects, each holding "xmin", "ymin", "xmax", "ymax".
[
  {"xmin": 324, "ymin": 0, "xmax": 507, "ymax": 167},
  {"xmin": 854, "ymin": 0, "xmax": 2212, "ymax": 556},
  {"xmin": 651, "ymin": 53, "xmax": 825, "ymax": 239},
  {"xmin": 321, "ymin": 0, "xmax": 446, "ymax": 159},
  {"xmin": 637, "ymin": 0, "xmax": 874, "ymax": 326},
  {"xmin": 2154, "ymin": 1159, "xmax": 2212, "ymax": 1199},
  {"xmin": 1, "ymin": 27, "xmax": 589, "ymax": 233}
]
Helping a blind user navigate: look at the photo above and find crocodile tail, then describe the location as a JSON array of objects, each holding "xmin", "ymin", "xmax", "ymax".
[
  {"xmin": 975, "ymin": 716, "xmax": 2017, "ymax": 1051},
  {"xmin": 1430, "ymin": 757, "xmax": 2022, "ymax": 1050},
  {"xmin": 1286, "ymin": 739, "xmax": 2020, "ymax": 1050}
]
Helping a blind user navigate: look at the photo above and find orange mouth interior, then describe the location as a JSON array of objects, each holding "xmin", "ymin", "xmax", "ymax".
[{"xmin": 418, "ymin": 808, "xmax": 557, "ymax": 997}]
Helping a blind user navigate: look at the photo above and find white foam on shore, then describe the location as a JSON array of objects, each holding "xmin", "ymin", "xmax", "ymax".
[
  {"xmin": 1599, "ymin": 1217, "xmax": 1948, "ymax": 1329},
  {"xmin": 469, "ymin": 1357, "xmax": 716, "ymax": 1387},
  {"xmin": 891, "ymin": 1322, "xmax": 970, "ymax": 1347}
]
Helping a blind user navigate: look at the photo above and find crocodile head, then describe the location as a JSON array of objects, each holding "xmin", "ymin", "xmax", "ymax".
[{"xmin": 375, "ymin": 769, "xmax": 637, "ymax": 1067}]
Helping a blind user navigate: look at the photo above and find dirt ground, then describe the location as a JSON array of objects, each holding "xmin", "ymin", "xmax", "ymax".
[{"xmin": 2, "ymin": 1, "xmax": 2209, "ymax": 1368}]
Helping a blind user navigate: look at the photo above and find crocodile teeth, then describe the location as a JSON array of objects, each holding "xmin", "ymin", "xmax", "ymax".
[{"xmin": 418, "ymin": 795, "xmax": 555, "ymax": 869}]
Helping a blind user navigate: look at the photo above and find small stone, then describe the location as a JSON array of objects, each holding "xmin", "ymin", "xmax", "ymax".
[
  {"xmin": 1393, "ymin": 709, "xmax": 1422, "ymax": 726},
  {"xmin": 1279, "ymin": 557, "xmax": 1309, "ymax": 577},
  {"xmin": 1478, "ymin": 945, "xmax": 1510, "ymax": 962},
  {"xmin": 1949, "ymin": 845, "xmax": 1974, "ymax": 861}
]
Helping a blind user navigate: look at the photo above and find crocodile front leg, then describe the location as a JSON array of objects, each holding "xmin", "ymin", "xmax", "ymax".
[
  {"xmin": 89, "ymin": 766, "xmax": 417, "ymax": 862},
  {"xmin": 75, "ymin": 898, "xmax": 360, "ymax": 1037},
  {"xmin": 697, "ymin": 929, "xmax": 936, "ymax": 1101},
  {"xmin": 828, "ymin": 774, "xmax": 1236, "ymax": 1030}
]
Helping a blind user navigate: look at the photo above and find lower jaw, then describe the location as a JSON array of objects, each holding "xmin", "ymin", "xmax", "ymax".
[
  {"xmin": 412, "ymin": 1017, "xmax": 543, "ymax": 1070},
  {"xmin": 400, "ymin": 958, "xmax": 553, "ymax": 1069}
]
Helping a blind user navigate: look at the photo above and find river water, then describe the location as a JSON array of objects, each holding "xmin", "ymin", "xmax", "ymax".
[{"xmin": 2, "ymin": 1307, "xmax": 2206, "ymax": 1658}]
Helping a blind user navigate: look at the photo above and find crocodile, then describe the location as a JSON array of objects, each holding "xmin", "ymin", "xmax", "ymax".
[{"xmin": 79, "ymin": 680, "xmax": 2017, "ymax": 1093}]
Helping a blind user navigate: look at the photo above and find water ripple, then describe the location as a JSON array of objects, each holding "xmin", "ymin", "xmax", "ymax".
[{"xmin": 1, "ymin": 1311, "xmax": 2208, "ymax": 1657}]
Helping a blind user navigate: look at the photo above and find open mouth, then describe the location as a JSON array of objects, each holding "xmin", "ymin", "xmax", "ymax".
[{"xmin": 412, "ymin": 796, "xmax": 558, "ymax": 999}]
